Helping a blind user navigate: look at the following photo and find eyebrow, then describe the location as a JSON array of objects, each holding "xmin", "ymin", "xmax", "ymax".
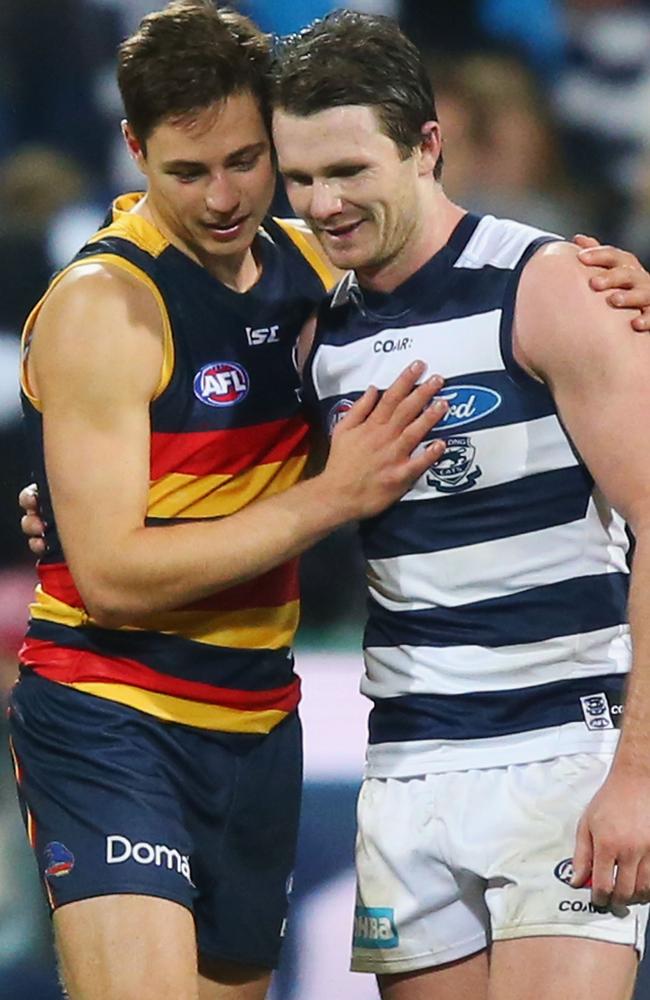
[
  {"xmin": 162, "ymin": 142, "xmax": 269, "ymax": 172},
  {"xmin": 283, "ymin": 159, "xmax": 366, "ymax": 179}
]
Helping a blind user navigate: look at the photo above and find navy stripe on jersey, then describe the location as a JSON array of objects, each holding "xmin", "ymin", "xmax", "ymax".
[
  {"xmin": 321, "ymin": 368, "xmax": 557, "ymax": 445},
  {"xmin": 25, "ymin": 620, "xmax": 294, "ymax": 692},
  {"xmin": 368, "ymin": 673, "xmax": 626, "ymax": 743},
  {"xmin": 361, "ymin": 465, "xmax": 593, "ymax": 559},
  {"xmin": 364, "ymin": 573, "xmax": 629, "ymax": 649},
  {"xmin": 499, "ymin": 235, "xmax": 561, "ymax": 385}
]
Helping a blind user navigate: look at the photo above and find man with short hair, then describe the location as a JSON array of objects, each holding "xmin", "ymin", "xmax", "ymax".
[
  {"xmin": 270, "ymin": 11, "xmax": 650, "ymax": 999},
  {"xmin": 8, "ymin": 4, "xmax": 450, "ymax": 999}
]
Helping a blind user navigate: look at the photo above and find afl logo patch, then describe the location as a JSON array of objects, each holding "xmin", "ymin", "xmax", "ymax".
[
  {"xmin": 328, "ymin": 398, "xmax": 355, "ymax": 434},
  {"xmin": 193, "ymin": 361, "xmax": 250, "ymax": 408}
]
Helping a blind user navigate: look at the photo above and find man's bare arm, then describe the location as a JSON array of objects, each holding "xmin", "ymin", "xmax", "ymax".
[
  {"xmin": 515, "ymin": 242, "xmax": 650, "ymax": 908},
  {"xmin": 28, "ymin": 265, "xmax": 446, "ymax": 627}
]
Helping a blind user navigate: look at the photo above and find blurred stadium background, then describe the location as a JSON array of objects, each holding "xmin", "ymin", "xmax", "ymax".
[{"xmin": 2, "ymin": 0, "xmax": 650, "ymax": 996}]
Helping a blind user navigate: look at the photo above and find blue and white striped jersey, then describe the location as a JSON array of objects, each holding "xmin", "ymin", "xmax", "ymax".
[{"xmin": 305, "ymin": 212, "xmax": 631, "ymax": 775}]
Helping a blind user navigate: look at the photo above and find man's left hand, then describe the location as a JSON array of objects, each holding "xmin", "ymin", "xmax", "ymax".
[
  {"xmin": 571, "ymin": 766, "xmax": 650, "ymax": 908},
  {"xmin": 574, "ymin": 233, "xmax": 650, "ymax": 332}
]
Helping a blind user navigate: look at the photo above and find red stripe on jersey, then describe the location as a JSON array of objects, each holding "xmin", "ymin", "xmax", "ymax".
[
  {"xmin": 37, "ymin": 563, "xmax": 84, "ymax": 608},
  {"xmin": 179, "ymin": 559, "xmax": 300, "ymax": 613},
  {"xmin": 37, "ymin": 558, "xmax": 300, "ymax": 615},
  {"xmin": 20, "ymin": 639, "xmax": 301, "ymax": 711},
  {"xmin": 150, "ymin": 415, "xmax": 310, "ymax": 479}
]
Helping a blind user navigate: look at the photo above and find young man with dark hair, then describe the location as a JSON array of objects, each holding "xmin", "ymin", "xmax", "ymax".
[
  {"xmin": 8, "ymin": 4, "xmax": 452, "ymax": 999},
  {"xmin": 271, "ymin": 10, "xmax": 650, "ymax": 999}
]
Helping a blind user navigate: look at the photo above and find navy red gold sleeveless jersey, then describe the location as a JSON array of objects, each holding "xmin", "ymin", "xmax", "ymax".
[{"xmin": 19, "ymin": 193, "xmax": 335, "ymax": 732}]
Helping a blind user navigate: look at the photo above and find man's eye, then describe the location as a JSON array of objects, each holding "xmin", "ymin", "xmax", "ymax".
[
  {"xmin": 284, "ymin": 174, "xmax": 312, "ymax": 187},
  {"xmin": 172, "ymin": 173, "xmax": 200, "ymax": 183}
]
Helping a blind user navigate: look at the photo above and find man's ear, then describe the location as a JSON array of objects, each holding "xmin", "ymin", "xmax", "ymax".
[
  {"xmin": 122, "ymin": 120, "xmax": 146, "ymax": 171},
  {"xmin": 417, "ymin": 120, "xmax": 442, "ymax": 177}
]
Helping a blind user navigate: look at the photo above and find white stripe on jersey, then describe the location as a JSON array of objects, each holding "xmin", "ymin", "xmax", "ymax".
[
  {"xmin": 363, "ymin": 625, "xmax": 631, "ymax": 698},
  {"xmin": 453, "ymin": 215, "xmax": 559, "ymax": 270},
  {"xmin": 312, "ymin": 310, "xmax": 504, "ymax": 400},
  {"xmin": 368, "ymin": 496, "xmax": 629, "ymax": 611},
  {"xmin": 401, "ymin": 414, "xmax": 579, "ymax": 503}
]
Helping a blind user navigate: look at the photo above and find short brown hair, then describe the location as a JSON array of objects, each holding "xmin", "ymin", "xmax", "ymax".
[
  {"xmin": 118, "ymin": 1, "xmax": 272, "ymax": 149},
  {"xmin": 273, "ymin": 10, "xmax": 442, "ymax": 179}
]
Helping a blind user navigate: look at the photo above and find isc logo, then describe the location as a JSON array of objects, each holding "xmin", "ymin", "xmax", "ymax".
[
  {"xmin": 246, "ymin": 325, "xmax": 280, "ymax": 346},
  {"xmin": 193, "ymin": 361, "xmax": 250, "ymax": 407}
]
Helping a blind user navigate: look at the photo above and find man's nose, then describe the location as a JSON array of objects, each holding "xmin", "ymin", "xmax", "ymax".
[
  {"xmin": 205, "ymin": 173, "xmax": 240, "ymax": 215},
  {"xmin": 309, "ymin": 180, "xmax": 342, "ymax": 221}
]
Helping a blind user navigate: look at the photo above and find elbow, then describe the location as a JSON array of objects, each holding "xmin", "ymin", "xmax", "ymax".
[
  {"xmin": 77, "ymin": 576, "xmax": 143, "ymax": 629},
  {"xmin": 83, "ymin": 591, "xmax": 133, "ymax": 629}
]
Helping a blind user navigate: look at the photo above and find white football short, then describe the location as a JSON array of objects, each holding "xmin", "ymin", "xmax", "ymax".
[{"xmin": 352, "ymin": 753, "xmax": 648, "ymax": 974}]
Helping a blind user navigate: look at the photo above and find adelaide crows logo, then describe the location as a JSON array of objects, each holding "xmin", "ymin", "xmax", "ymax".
[
  {"xmin": 426, "ymin": 436, "xmax": 482, "ymax": 493},
  {"xmin": 44, "ymin": 841, "xmax": 75, "ymax": 879}
]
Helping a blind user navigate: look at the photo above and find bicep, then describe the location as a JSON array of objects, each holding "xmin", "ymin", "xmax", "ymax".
[
  {"xmin": 31, "ymin": 268, "xmax": 162, "ymax": 584},
  {"xmin": 518, "ymin": 246, "xmax": 650, "ymax": 527}
]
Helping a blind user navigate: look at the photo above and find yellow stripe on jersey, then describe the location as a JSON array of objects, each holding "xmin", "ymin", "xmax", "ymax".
[
  {"xmin": 20, "ymin": 253, "xmax": 175, "ymax": 407},
  {"xmin": 86, "ymin": 194, "xmax": 169, "ymax": 258},
  {"xmin": 59, "ymin": 681, "xmax": 288, "ymax": 733},
  {"xmin": 122, "ymin": 599, "xmax": 300, "ymax": 650},
  {"xmin": 273, "ymin": 218, "xmax": 339, "ymax": 290},
  {"xmin": 29, "ymin": 587, "xmax": 90, "ymax": 627},
  {"xmin": 148, "ymin": 453, "xmax": 308, "ymax": 518},
  {"xmin": 30, "ymin": 573, "xmax": 299, "ymax": 650}
]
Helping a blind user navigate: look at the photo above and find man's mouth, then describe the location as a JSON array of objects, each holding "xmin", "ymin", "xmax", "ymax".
[
  {"xmin": 321, "ymin": 219, "xmax": 364, "ymax": 239},
  {"xmin": 202, "ymin": 215, "xmax": 249, "ymax": 238}
]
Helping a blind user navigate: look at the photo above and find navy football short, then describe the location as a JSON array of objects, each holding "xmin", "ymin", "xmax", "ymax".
[{"xmin": 7, "ymin": 669, "xmax": 303, "ymax": 968}]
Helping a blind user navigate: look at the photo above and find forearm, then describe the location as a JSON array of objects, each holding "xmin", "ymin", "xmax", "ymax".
[
  {"xmin": 613, "ymin": 525, "xmax": 650, "ymax": 775},
  {"xmin": 72, "ymin": 471, "xmax": 350, "ymax": 624}
]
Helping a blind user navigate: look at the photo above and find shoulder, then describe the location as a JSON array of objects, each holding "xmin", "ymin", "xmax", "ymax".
[
  {"xmin": 515, "ymin": 241, "xmax": 634, "ymax": 382},
  {"xmin": 36, "ymin": 259, "xmax": 162, "ymax": 338}
]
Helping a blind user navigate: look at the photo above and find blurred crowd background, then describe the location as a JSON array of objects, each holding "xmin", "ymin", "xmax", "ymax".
[{"xmin": 2, "ymin": 0, "xmax": 650, "ymax": 996}]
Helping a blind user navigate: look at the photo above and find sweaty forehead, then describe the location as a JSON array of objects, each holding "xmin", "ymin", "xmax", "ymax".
[
  {"xmin": 272, "ymin": 105, "xmax": 390, "ymax": 164},
  {"xmin": 149, "ymin": 93, "xmax": 269, "ymax": 158}
]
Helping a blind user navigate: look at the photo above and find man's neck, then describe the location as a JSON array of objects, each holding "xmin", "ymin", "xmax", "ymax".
[
  {"xmin": 133, "ymin": 195, "xmax": 261, "ymax": 293},
  {"xmin": 356, "ymin": 191, "xmax": 465, "ymax": 295}
]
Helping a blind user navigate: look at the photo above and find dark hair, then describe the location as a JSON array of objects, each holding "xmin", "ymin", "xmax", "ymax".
[
  {"xmin": 273, "ymin": 10, "xmax": 442, "ymax": 179},
  {"xmin": 117, "ymin": 1, "xmax": 272, "ymax": 149}
]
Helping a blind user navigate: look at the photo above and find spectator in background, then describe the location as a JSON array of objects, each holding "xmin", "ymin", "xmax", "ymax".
[
  {"xmin": 2, "ymin": 0, "xmax": 122, "ymax": 187},
  {"xmin": 433, "ymin": 53, "xmax": 595, "ymax": 236},
  {"xmin": 479, "ymin": 0, "xmax": 650, "ymax": 239}
]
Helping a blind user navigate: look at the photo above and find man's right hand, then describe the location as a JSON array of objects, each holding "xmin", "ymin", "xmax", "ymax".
[
  {"xmin": 19, "ymin": 484, "xmax": 46, "ymax": 556},
  {"xmin": 317, "ymin": 360, "xmax": 447, "ymax": 521}
]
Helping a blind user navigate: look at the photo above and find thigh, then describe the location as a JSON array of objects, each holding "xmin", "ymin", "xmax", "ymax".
[
  {"xmin": 54, "ymin": 894, "xmax": 199, "ymax": 1000},
  {"xmin": 192, "ymin": 712, "xmax": 303, "ymax": 971},
  {"xmin": 8, "ymin": 672, "xmax": 196, "ymax": 913},
  {"xmin": 485, "ymin": 755, "xmax": 648, "ymax": 956},
  {"xmin": 488, "ymin": 936, "xmax": 637, "ymax": 1000},
  {"xmin": 379, "ymin": 951, "xmax": 489, "ymax": 1000},
  {"xmin": 352, "ymin": 774, "xmax": 490, "ymax": 976},
  {"xmin": 198, "ymin": 959, "xmax": 271, "ymax": 1000}
]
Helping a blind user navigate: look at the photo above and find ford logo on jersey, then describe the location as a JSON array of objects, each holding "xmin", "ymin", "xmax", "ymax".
[
  {"xmin": 437, "ymin": 385, "xmax": 501, "ymax": 430},
  {"xmin": 193, "ymin": 361, "xmax": 250, "ymax": 407}
]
